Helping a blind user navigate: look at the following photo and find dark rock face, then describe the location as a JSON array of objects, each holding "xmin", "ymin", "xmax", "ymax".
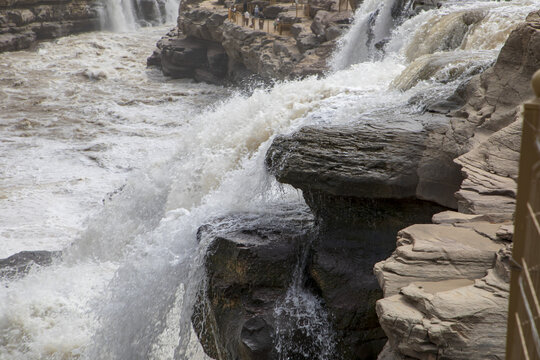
[
  {"xmin": 0, "ymin": 0, "xmax": 102, "ymax": 52},
  {"xmin": 266, "ymin": 124, "xmax": 461, "ymax": 208},
  {"xmin": 307, "ymin": 194, "xmax": 446, "ymax": 359},
  {"xmin": 193, "ymin": 195, "xmax": 446, "ymax": 360},
  {"xmin": 259, "ymin": 123, "xmax": 450, "ymax": 358},
  {"xmin": 192, "ymin": 206, "xmax": 315, "ymax": 360},
  {"xmin": 0, "ymin": 250, "xmax": 62, "ymax": 279},
  {"xmin": 267, "ymin": 126, "xmax": 426, "ymax": 200},
  {"xmin": 151, "ymin": 35, "xmax": 229, "ymax": 83}
]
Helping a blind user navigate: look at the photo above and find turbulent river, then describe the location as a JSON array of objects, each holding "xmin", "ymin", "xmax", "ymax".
[{"xmin": 0, "ymin": 0, "xmax": 538, "ymax": 359}]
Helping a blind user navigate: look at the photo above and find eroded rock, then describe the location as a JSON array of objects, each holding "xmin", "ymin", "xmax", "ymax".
[
  {"xmin": 376, "ymin": 244, "xmax": 512, "ymax": 360},
  {"xmin": 373, "ymin": 213, "xmax": 509, "ymax": 297}
]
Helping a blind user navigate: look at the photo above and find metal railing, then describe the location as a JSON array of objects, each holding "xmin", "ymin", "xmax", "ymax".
[{"xmin": 507, "ymin": 69, "xmax": 540, "ymax": 360}]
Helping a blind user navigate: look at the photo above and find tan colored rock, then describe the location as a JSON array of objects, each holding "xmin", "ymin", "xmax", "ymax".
[
  {"xmin": 431, "ymin": 210, "xmax": 512, "ymax": 224},
  {"xmin": 376, "ymin": 244, "xmax": 512, "ymax": 360},
  {"xmin": 374, "ymin": 220, "xmax": 507, "ymax": 297},
  {"xmin": 454, "ymin": 119, "xmax": 521, "ymax": 215}
]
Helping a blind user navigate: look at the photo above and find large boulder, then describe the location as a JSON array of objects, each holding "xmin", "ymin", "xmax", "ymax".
[
  {"xmin": 192, "ymin": 206, "xmax": 316, "ymax": 360},
  {"xmin": 157, "ymin": 36, "xmax": 229, "ymax": 83}
]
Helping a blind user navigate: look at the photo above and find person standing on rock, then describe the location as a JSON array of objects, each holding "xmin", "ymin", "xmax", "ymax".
[
  {"xmin": 258, "ymin": 10, "xmax": 265, "ymax": 30},
  {"xmin": 254, "ymin": 5, "xmax": 259, "ymax": 18},
  {"xmin": 244, "ymin": 10, "xmax": 250, "ymax": 26}
]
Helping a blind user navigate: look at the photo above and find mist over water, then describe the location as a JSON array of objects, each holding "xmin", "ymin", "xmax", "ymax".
[{"xmin": 1, "ymin": 0, "xmax": 538, "ymax": 359}]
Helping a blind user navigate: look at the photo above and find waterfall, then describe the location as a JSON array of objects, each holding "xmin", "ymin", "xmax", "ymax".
[
  {"xmin": 100, "ymin": 0, "xmax": 180, "ymax": 32},
  {"xmin": 273, "ymin": 240, "xmax": 337, "ymax": 360},
  {"xmin": 330, "ymin": 0, "xmax": 413, "ymax": 70},
  {"xmin": 1, "ymin": 1, "xmax": 538, "ymax": 359}
]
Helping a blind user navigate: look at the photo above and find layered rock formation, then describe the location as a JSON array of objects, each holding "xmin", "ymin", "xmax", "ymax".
[
  {"xmin": 374, "ymin": 12, "xmax": 540, "ymax": 359},
  {"xmin": 149, "ymin": 0, "xmax": 349, "ymax": 82},
  {"xmin": 0, "ymin": 0, "xmax": 102, "ymax": 52}
]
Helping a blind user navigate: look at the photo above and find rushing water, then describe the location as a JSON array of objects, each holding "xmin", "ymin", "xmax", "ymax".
[{"xmin": 1, "ymin": 0, "xmax": 538, "ymax": 359}]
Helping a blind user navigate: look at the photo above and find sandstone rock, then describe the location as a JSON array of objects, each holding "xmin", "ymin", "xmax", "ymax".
[
  {"xmin": 438, "ymin": 10, "xmax": 540, "ymax": 166},
  {"xmin": 431, "ymin": 210, "xmax": 512, "ymax": 224},
  {"xmin": 290, "ymin": 21, "xmax": 310, "ymax": 40},
  {"xmin": 290, "ymin": 39, "xmax": 335, "ymax": 78},
  {"xmin": 376, "ymin": 244, "xmax": 512, "ymax": 360},
  {"xmin": 373, "ymin": 220, "xmax": 507, "ymax": 297},
  {"xmin": 296, "ymin": 32, "xmax": 319, "ymax": 53},
  {"xmin": 454, "ymin": 119, "xmax": 521, "ymax": 215},
  {"xmin": 325, "ymin": 24, "xmax": 348, "ymax": 41},
  {"xmin": 310, "ymin": 10, "xmax": 330, "ymax": 37},
  {"xmin": 262, "ymin": 4, "xmax": 289, "ymax": 19}
]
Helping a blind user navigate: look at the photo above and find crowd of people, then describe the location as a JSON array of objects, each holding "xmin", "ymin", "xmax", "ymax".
[{"xmin": 230, "ymin": 3, "xmax": 268, "ymax": 30}]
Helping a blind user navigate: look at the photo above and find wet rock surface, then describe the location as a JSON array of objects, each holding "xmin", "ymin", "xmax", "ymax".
[
  {"xmin": 193, "ymin": 192, "xmax": 446, "ymax": 360},
  {"xmin": 0, "ymin": 250, "xmax": 62, "ymax": 279},
  {"xmin": 190, "ymin": 5, "xmax": 538, "ymax": 360},
  {"xmin": 192, "ymin": 206, "xmax": 315, "ymax": 360},
  {"xmin": 0, "ymin": 0, "xmax": 102, "ymax": 52}
]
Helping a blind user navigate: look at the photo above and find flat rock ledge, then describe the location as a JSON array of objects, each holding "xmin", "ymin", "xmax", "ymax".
[{"xmin": 374, "ymin": 211, "xmax": 512, "ymax": 359}]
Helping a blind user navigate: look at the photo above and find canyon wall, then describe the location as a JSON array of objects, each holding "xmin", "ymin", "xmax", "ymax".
[{"xmin": 0, "ymin": 0, "xmax": 102, "ymax": 52}]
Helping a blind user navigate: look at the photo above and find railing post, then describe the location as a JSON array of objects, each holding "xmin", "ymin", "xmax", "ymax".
[{"xmin": 507, "ymin": 69, "xmax": 540, "ymax": 360}]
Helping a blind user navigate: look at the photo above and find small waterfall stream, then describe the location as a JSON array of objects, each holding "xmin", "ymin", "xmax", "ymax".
[
  {"xmin": 273, "ymin": 239, "xmax": 337, "ymax": 360},
  {"xmin": 0, "ymin": 0, "xmax": 538, "ymax": 359},
  {"xmin": 100, "ymin": 0, "xmax": 181, "ymax": 31}
]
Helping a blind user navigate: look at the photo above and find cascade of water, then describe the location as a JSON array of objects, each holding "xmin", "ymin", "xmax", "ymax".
[
  {"xmin": 101, "ymin": 0, "xmax": 138, "ymax": 32},
  {"xmin": 100, "ymin": 0, "xmax": 180, "ymax": 31},
  {"xmin": 330, "ymin": 0, "xmax": 413, "ymax": 70},
  {"xmin": 273, "ymin": 239, "xmax": 337, "ymax": 360}
]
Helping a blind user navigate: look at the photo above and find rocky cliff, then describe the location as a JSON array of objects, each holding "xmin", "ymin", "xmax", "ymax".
[
  {"xmin": 0, "ymin": 0, "xmax": 102, "ymax": 52},
  {"xmin": 149, "ymin": 0, "xmax": 341, "ymax": 83},
  {"xmin": 190, "ymin": 6, "xmax": 539, "ymax": 360},
  {"xmin": 374, "ymin": 11, "xmax": 540, "ymax": 359}
]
